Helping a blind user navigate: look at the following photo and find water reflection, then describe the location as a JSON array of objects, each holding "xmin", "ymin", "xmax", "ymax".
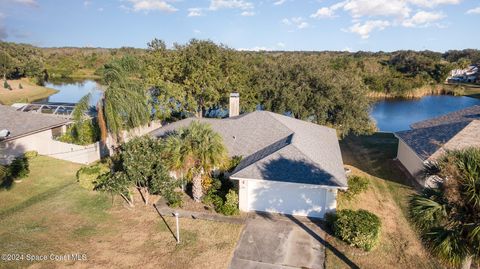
[{"xmin": 41, "ymin": 79, "xmax": 103, "ymax": 105}]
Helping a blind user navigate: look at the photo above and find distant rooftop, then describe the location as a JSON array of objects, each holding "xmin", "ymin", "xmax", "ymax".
[
  {"xmin": 396, "ymin": 105, "xmax": 480, "ymax": 161},
  {"xmin": 0, "ymin": 105, "xmax": 69, "ymax": 141},
  {"xmin": 151, "ymin": 110, "xmax": 347, "ymax": 188}
]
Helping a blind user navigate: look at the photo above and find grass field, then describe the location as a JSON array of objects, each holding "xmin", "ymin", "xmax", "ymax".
[
  {"xmin": 0, "ymin": 156, "xmax": 243, "ymax": 269},
  {"xmin": 0, "ymin": 78, "xmax": 58, "ymax": 105},
  {"xmin": 324, "ymin": 133, "xmax": 444, "ymax": 269}
]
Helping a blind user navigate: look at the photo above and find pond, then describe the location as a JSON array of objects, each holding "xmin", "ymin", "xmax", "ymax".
[
  {"xmin": 371, "ymin": 95, "xmax": 480, "ymax": 132},
  {"xmin": 41, "ymin": 79, "xmax": 103, "ymax": 105}
]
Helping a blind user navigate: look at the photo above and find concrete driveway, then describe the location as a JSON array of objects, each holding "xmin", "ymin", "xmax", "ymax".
[{"xmin": 229, "ymin": 214, "xmax": 326, "ymax": 269}]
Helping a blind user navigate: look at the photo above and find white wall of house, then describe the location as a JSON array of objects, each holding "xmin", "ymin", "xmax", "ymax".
[
  {"xmin": 238, "ymin": 179, "xmax": 337, "ymax": 218},
  {"xmin": 396, "ymin": 139, "xmax": 426, "ymax": 186},
  {"xmin": 0, "ymin": 129, "xmax": 101, "ymax": 165}
]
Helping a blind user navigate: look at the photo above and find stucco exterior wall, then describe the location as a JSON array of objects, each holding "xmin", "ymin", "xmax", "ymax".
[
  {"xmin": 0, "ymin": 129, "xmax": 101, "ymax": 165},
  {"xmin": 238, "ymin": 179, "xmax": 337, "ymax": 218},
  {"xmin": 397, "ymin": 139, "xmax": 426, "ymax": 186}
]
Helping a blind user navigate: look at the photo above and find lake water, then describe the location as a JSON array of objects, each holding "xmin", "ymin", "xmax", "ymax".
[
  {"xmin": 42, "ymin": 79, "xmax": 103, "ymax": 105},
  {"xmin": 371, "ymin": 95, "xmax": 480, "ymax": 132}
]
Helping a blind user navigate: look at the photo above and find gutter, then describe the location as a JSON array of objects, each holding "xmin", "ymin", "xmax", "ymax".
[{"xmin": 229, "ymin": 175, "xmax": 348, "ymax": 190}]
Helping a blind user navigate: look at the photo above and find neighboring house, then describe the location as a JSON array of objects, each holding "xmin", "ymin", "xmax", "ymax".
[
  {"xmin": 446, "ymin": 65, "xmax": 479, "ymax": 83},
  {"xmin": 151, "ymin": 94, "xmax": 347, "ymax": 218},
  {"xmin": 394, "ymin": 105, "xmax": 480, "ymax": 187},
  {"xmin": 0, "ymin": 104, "xmax": 101, "ymax": 165}
]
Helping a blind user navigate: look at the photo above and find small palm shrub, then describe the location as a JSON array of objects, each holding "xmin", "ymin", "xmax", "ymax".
[
  {"xmin": 9, "ymin": 156, "xmax": 30, "ymax": 180},
  {"xmin": 3, "ymin": 80, "xmax": 9, "ymax": 89},
  {"xmin": 19, "ymin": 83, "xmax": 23, "ymax": 89},
  {"xmin": 328, "ymin": 209, "xmax": 381, "ymax": 251},
  {"xmin": 409, "ymin": 148, "xmax": 480, "ymax": 268},
  {"xmin": 342, "ymin": 176, "xmax": 370, "ymax": 200},
  {"xmin": 221, "ymin": 190, "xmax": 240, "ymax": 215}
]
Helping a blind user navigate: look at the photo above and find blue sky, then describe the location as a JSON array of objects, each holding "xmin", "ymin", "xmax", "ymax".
[{"xmin": 0, "ymin": 0, "xmax": 479, "ymax": 51}]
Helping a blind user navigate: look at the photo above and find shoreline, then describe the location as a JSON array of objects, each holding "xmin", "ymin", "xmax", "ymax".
[
  {"xmin": 0, "ymin": 78, "xmax": 59, "ymax": 105},
  {"xmin": 367, "ymin": 83, "xmax": 480, "ymax": 100}
]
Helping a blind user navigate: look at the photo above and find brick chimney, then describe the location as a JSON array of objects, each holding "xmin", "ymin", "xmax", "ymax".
[{"xmin": 229, "ymin": 93, "xmax": 240, "ymax": 117}]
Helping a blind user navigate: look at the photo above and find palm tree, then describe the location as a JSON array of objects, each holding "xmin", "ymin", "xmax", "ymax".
[
  {"xmin": 163, "ymin": 121, "xmax": 227, "ymax": 202},
  {"xmin": 97, "ymin": 56, "xmax": 150, "ymax": 147},
  {"xmin": 409, "ymin": 148, "xmax": 480, "ymax": 269}
]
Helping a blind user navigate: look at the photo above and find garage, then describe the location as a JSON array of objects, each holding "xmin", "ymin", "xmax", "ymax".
[{"xmin": 237, "ymin": 179, "xmax": 338, "ymax": 219}]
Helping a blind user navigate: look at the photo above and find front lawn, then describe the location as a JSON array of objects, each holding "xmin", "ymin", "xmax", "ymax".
[
  {"xmin": 0, "ymin": 156, "xmax": 243, "ymax": 268},
  {"xmin": 324, "ymin": 133, "xmax": 444, "ymax": 269}
]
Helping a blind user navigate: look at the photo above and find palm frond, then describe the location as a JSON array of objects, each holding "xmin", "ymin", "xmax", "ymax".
[
  {"xmin": 409, "ymin": 189, "xmax": 447, "ymax": 229},
  {"xmin": 423, "ymin": 227, "xmax": 470, "ymax": 266}
]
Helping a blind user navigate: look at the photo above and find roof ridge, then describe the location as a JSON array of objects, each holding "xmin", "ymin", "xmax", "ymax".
[
  {"xmin": 262, "ymin": 111, "xmax": 297, "ymax": 134},
  {"xmin": 230, "ymin": 134, "xmax": 294, "ymax": 176}
]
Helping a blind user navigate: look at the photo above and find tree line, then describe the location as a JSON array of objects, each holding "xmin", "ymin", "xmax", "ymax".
[{"xmin": 1, "ymin": 40, "xmax": 480, "ymax": 136}]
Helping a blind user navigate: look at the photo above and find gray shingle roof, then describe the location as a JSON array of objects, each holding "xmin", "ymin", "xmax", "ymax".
[
  {"xmin": 396, "ymin": 105, "xmax": 480, "ymax": 161},
  {"xmin": 0, "ymin": 105, "xmax": 69, "ymax": 140},
  {"xmin": 410, "ymin": 105, "xmax": 480, "ymax": 129},
  {"xmin": 150, "ymin": 111, "xmax": 347, "ymax": 188}
]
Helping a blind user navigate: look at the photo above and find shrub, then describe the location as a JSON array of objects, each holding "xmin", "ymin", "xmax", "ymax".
[
  {"xmin": 342, "ymin": 176, "xmax": 370, "ymax": 200},
  {"xmin": 24, "ymin": 151, "xmax": 38, "ymax": 159},
  {"xmin": 3, "ymin": 80, "xmax": 9, "ymax": 89},
  {"xmin": 77, "ymin": 162, "xmax": 110, "ymax": 190},
  {"xmin": 0, "ymin": 165, "xmax": 8, "ymax": 184},
  {"xmin": 9, "ymin": 156, "xmax": 29, "ymax": 180},
  {"xmin": 220, "ymin": 189, "xmax": 239, "ymax": 216},
  {"xmin": 58, "ymin": 120, "xmax": 100, "ymax": 145},
  {"xmin": 19, "ymin": 83, "xmax": 23, "ymax": 89},
  {"xmin": 149, "ymin": 170, "xmax": 183, "ymax": 208},
  {"xmin": 332, "ymin": 209, "xmax": 381, "ymax": 251}
]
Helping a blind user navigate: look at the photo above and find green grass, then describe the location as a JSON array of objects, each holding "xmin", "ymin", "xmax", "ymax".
[{"xmin": 0, "ymin": 155, "xmax": 243, "ymax": 269}]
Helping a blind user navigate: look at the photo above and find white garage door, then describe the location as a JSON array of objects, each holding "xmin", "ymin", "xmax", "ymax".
[{"xmin": 245, "ymin": 180, "xmax": 333, "ymax": 218}]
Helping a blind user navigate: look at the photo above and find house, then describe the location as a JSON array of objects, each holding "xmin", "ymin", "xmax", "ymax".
[
  {"xmin": 0, "ymin": 104, "xmax": 101, "ymax": 165},
  {"xmin": 394, "ymin": 105, "xmax": 480, "ymax": 187},
  {"xmin": 151, "ymin": 94, "xmax": 347, "ymax": 218},
  {"xmin": 446, "ymin": 65, "xmax": 479, "ymax": 83}
]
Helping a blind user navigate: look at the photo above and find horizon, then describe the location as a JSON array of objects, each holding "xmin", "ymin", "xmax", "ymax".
[{"xmin": 0, "ymin": 0, "xmax": 479, "ymax": 52}]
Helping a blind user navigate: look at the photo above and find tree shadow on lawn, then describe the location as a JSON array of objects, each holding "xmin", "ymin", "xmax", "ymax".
[{"xmin": 340, "ymin": 132, "xmax": 420, "ymax": 188}]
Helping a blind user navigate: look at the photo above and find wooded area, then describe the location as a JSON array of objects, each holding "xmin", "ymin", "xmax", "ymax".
[{"xmin": 1, "ymin": 40, "xmax": 479, "ymax": 136}]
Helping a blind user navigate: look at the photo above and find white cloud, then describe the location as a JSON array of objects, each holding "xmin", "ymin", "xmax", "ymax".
[
  {"xmin": 193, "ymin": 29, "xmax": 201, "ymax": 34},
  {"xmin": 126, "ymin": 0, "xmax": 177, "ymax": 12},
  {"xmin": 84, "ymin": 1, "xmax": 91, "ymax": 7},
  {"xmin": 348, "ymin": 20, "xmax": 390, "ymax": 39},
  {"xmin": 407, "ymin": 0, "xmax": 461, "ymax": 8},
  {"xmin": 188, "ymin": 8, "xmax": 204, "ymax": 17},
  {"xmin": 310, "ymin": 7, "xmax": 336, "ymax": 18},
  {"xmin": 466, "ymin": 7, "xmax": 480, "ymax": 14},
  {"xmin": 97, "ymin": 7, "xmax": 104, "ymax": 12},
  {"xmin": 241, "ymin": 11, "xmax": 255, "ymax": 16},
  {"xmin": 283, "ymin": 17, "xmax": 309, "ymax": 29},
  {"xmin": 209, "ymin": 0, "xmax": 253, "ymax": 11},
  {"xmin": 237, "ymin": 46, "xmax": 274, "ymax": 51},
  {"xmin": 402, "ymin": 11, "xmax": 445, "ymax": 27},
  {"xmin": 273, "ymin": 0, "xmax": 286, "ymax": 5},
  {"xmin": 343, "ymin": 0, "xmax": 410, "ymax": 19},
  {"xmin": 277, "ymin": 42, "xmax": 285, "ymax": 48}
]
